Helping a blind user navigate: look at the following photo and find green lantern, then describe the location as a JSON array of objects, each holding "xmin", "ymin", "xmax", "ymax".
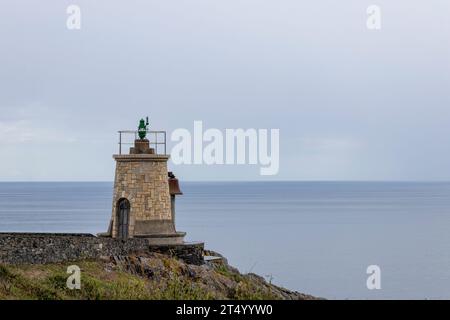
[{"xmin": 138, "ymin": 117, "xmax": 149, "ymax": 140}]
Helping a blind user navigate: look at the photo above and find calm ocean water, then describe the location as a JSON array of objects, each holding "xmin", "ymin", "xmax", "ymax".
[{"xmin": 0, "ymin": 181, "xmax": 450, "ymax": 299}]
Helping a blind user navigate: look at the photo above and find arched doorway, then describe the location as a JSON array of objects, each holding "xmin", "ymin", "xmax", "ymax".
[{"xmin": 117, "ymin": 198, "xmax": 130, "ymax": 240}]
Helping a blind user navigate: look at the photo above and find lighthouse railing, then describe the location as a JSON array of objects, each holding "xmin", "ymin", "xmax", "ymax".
[{"xmin": 117, "ymin": 130, "xmax": 167, "ymax": 155}]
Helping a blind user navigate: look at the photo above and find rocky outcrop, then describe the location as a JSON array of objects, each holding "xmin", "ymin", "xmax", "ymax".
[
  {"xmin": 0, "ymin": 234, "xmax": 317, "ymax": 300},
  {"xmin": 107, "ymin": 251, "xmax": 318, "ymax": 300},
  {"xmin": 0, "ymin": 250, "xmax": 317, "ymax": 300}
]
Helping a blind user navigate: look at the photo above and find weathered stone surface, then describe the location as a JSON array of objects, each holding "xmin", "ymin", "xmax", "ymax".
[
  {"xmin": 148, "ymin": 243, "xmax": 205, "ymax": 265},
  {"xmin": 0, "ymin": 233, "xmax": 203, "ymax": 265},
  {"xmin": 110, "ymin": 153, "xmax": 174, "ymax": 238}
]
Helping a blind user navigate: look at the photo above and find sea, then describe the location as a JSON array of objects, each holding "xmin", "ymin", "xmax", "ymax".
[{"xmin": 0, "ymin": 181, "xmax": 450, "ymax": 299}]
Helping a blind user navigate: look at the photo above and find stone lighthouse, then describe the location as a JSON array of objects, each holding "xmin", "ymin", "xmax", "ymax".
[{"xmin": 104, "ymin": 118, "xmax": 185, "ymax": 244}]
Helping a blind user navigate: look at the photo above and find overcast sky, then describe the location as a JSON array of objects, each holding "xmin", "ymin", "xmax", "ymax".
[{"xmin": 0, "ymin": 0, "xmax": 449, "ymax": 181}]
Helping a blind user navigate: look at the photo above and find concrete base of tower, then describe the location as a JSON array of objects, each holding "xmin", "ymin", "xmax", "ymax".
[
  {"xmin": 97, "ymin": 219, "xmax": 185, "ymax": 244},
  {"xmin": 133, "ymin": 231, "xmax": 186, "ymax": 245},
  {"xmin": 133, "ymin": 219, "xmax": 177, "ymax": 236}
]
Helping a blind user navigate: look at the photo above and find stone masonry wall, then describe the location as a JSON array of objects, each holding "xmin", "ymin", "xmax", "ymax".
[
  {"xmin": 111, "ymin": 155, "xmax": 172, "ymax": 238},
  {"xmin": 0, "ymin": 233, "xmax": 204, "ymax": 265}
]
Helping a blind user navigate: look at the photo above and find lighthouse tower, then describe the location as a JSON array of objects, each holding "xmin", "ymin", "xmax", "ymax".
[{"xmin": 105, "ymin": 118, "xmax": 185, "ymax": 244}]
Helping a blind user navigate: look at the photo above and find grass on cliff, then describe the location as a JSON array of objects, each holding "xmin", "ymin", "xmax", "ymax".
[
  {"xmin": 0, "ymin": 258, "xmax": 277, "ymax": 300},
  {"xmin": 0, "ymin": 262, "xmax": 153, "ymax": 300}
]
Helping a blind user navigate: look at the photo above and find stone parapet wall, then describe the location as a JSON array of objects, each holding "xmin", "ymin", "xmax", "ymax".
[{"xmin": 0, "ymin": 233, "xmax": 204, "ymax": 265}]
